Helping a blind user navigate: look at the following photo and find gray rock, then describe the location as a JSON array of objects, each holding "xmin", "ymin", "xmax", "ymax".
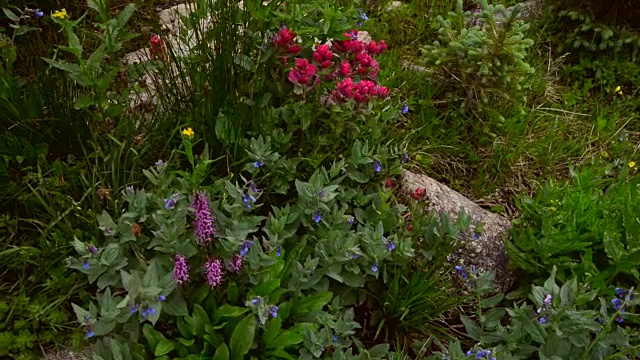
[
  {"xmin": 400, "ymin": 170, "xmax": 515, "ymax": 293},
  {"xmin": 41, "ymin": 348, "xmax": 88, "ymax": 360}
]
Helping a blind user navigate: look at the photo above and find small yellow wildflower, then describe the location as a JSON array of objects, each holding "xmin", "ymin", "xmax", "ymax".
[
  {"xmin": 615, "ymin": 85, "xmax": 623, "ymax": 95},
  {"xmin": 182, "ymin": 127, "xmax": 194, "ymax": 137},
  {"xmin": 52, "ymin": 9, "xmax": 68, "ymax": 19},
  {"xmin": 629, "ymin": 161, "xmax": 636, "ymax": 169}
]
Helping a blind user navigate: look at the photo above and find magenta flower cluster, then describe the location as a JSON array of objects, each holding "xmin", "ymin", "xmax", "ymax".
[
  {"xmin": 204, "ymin": 258, "xmax": 224, "ymax": 289},
  {"xmin": 173, "ymin": 254, "xmax": 190, "ymax": 285},
  {"xmin": 192, "ymin": 191, "xmax": 216, "ymax": 245}
]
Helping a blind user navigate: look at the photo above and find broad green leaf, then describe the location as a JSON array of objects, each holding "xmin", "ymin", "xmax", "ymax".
[
  {"xmin": 163, "ymin": 292, "xmax": 189, "ymax": 316},
  {"xmin": 142, "ymin": 324, "xmax": 165, "ymax": 350},
  {"xmin": 213, "ymin": 343, "xmax": 230, "ymax": 360},
  {"xmin": 294, "ymin": 291, "xmax": 333, "ymax": 314},
  {"xmin": 192, "ymin": 304, "xmax": 210, "ymax": 335},
  {"xmin": 3, "ymin": 9, "xmax": 19, "ymax": 22},
  {"xmin": 480, "ymin": 293, "xmax": 504, "ymax": 308},
  {"xmin": 460, "ymin": 315, "xmax": 482, "ymax": 341},
  {"xmin": 230, "ymin": 314, "xmax": 256, "ymax": 359},
  {"xmin": 154, "ymin": 339, "xmax": 175, "ymax": 356},
  {"xmin": 266, "ymin": 329, "xmax": 303, "ymax": 350},
  {"xmin": 213, "ymin": 305, "xmax": 248, "ymax": 323},
  {"xmin": 253, "ymin": 279, "xmax": 280, "ymax": 297}
]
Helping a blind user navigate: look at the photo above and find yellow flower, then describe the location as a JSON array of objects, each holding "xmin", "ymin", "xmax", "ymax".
[
  {"xmin": 615, "ymin": 86, "xmax": 623, "ymax": 95},
  {"xmin": 52, "ymin": 9, "xmax": 68, "ymax": 19},
  {"xmin": 182, "ymin": 127, "xmax": 194, "ymax": 137},
  {"xmin": 629, "ymin": 161, "xmax": 636, "ymax": 168}
]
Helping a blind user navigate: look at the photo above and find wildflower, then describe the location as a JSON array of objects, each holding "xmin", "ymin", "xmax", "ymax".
[
  {"xmin": 352, "ymin": 253, "xmax": 360, "ymax": 259},
  {"xmin": 312, "ymin": 212, "xmax": 322, "ymax": 223},
  {"xmin": 243, "ymin": 193, "xmax": 256, "ymax": 210},
  {"xmin": 131, "ymin": 304, "xmax": 138, "ymax": 313},
  {"xmin": 376, "ymin": 86, "xmax": 390, "ymax": 98},
  {"xmin": 192, "ymin": 191, "xmax": 217, "ymax": 245},
  {"xmin": 173, "ymin": 254, "xmax": 190, "ymax": 285},
  {"xmin": 313, "ymin": 44, "xmax": 333, "ymax": 69},
  {"xmin": 239, "ymin": 241, "xmax": 254, "ymax": 257},
  {"xmin": 333, "ymin": 335, "xmax": 338, "ymax": 342},
  {"xmin": 372, "ymin": 263, "xmax": 378, "ymax": 272},
  {"xmin": 276, "ymin": 247, "xmax": 282, "ymax": 258},
  {"xmin": 253, "ymin": 160, "xmax": 265, "ymax": 168},
  {"xmin": 88, "ymin": 245, "xmax": 98, "ymax": 254},
  {"xmin": 401, "ymin": 104, "xmax": 409, "ymax": 114},
  {"xmin": 164, "ymin": 197, "xmax": 177, "ymax": 209},
  {"xmin": 141, "ymin": 309, "xmax": 148, "ymax": 318},
  {"xmin": 126, "ymin": 185, "xmax": 135, "ymax": 194},
  {"xmin": 52, "ymin": 9, "xmax": 68, "ymax": 19},
  {"xmin": 155, "ymin": 159, "xmax": 166, "ymax": 168},
  {"xmin": 83, "ymin": 260, "xmax": 89, "ymax": 270},
  {"xmin": 539, "ymin": 316, "xmax": 547, "ymax": 325},
  {"xmin": 412, "ymin": 187, "xmax": 425, "ymax": 200},
  {"xmin": 385, "ymin": 178, "xmax": 393, "ymax": 188},
  {"xmin": 270, "ymin": 305, "xmax": 278, "ymax": 318},
  {"xmin": 615, "ymin": 85, "xmax": 623, "ymax": 95},
  {"xmin": 204, "ymin": 258, "xmax": 224, "ymax": 289},
  {"xmin": 629, "ymin": 161, "xmax": 636, "ymax": 168},
  {"xmin": 86, "ymin": 330, "xmax": 94, "ymax": 338},
  {"xmin": 248, "ymin": 180, "xmax": 259, "ymax": 193},
  {"xmin": 131, "ymin": 223, "xmax": 143, "ymax": 236},
  {"xmin": 182, "ymin": 127, "xmax": 194, "ymax": 137},
  {"xmin": 373, "ymin": 161, "xmax": 381, "ymax": 173},
  {"xmin": 387, "ymin": 242, "xmax": 395, "ymax": 251},
  {"xmin": 612, "ymin": 298, "xmax": 623, "ymax": 311},
  {"xmin": 288, "ymin": 58, "xmax": 317, "ymax": 85},
  {"xmin": 353, "ymin": 79, "xmax": 377, "ymax": 102},
  {"xmin": 251, "ymin": 297, "xmax": 260, "ymax": 305},
  {"xmin": 150, "ymin": 35, "xmax": 167, "ymax": 61},
  {"xmin": 335, "ymin": 77, "xmax": 355, "ymax": 100},
  {"xmin": 229, "ymin": 254, "xmax": 243, "ymax": 273},
  {"xmin": 616, "ymin": 316, "xmax": 624, "ymax": 323},
  {"xmin": 338, "ymin": 61, "xmax": 351, "ymax": 77},
  {"xmin": 158, "ymin": 295, "xmax": 166, "ymax": 301},
  {"xmin": 406, "ymin": 223, "xmax": 413, "ymax": 232},
  {"xmin": 346, "ymin": 215, "xmax": 355, "ymax": 225},
  {"xmin": 544, "ymin": 294, "xmax": 552, "ymax": 305},
  {"xmin": 273, "ymin": 27, "xmax": 302, "ymax": 56},
  {"xmin": 402, "ymin": 152, "xmax": 409, "ymax": 163},
  {"xmin": 367, "ymin": 40, "xmax": 388, "ymax": 55}
]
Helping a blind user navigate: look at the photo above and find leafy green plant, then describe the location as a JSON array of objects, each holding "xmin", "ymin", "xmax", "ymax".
[
  {"xmin": 420, "ymin": 0, "xmax": 534, "ymax": 137},
  {"xmin": 508, "ymin": 164, "xmax": 640, "ymax": 288}
]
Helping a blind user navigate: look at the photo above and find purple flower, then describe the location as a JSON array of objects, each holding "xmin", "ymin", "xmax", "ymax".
[
  {"xmin": 141, "ymin": 309, "xmax": 148, "ymax": 318},
  {"xmin": 164, "ymin": 197, "xmax": 177, "ymax": 209},
  {"xmin": 148, "ymin": 307, "xmax": 157, "ymax": 315},
  {"xmin": 229, "ymin": 254, "xmax": 243, "ymax": 273},
  {"xmin": 402, "ymin": 153, "xmax": 409, "ymax": 164},
  {"xmin": 243, "ymin": 193, "xmax": 256, "ymax": 210},
  {"xmin": 544, "ymin": 294, "xmax": 552, "ymax": 305},
  {"xmin": 612, "ymin": 298, "xmax": 623, "ymax": 310},
  {"xmin": 270, "ymin": 305, "xmax": 278, "ymax": 318},
  {"xmin": 373, "ymin": 161, "xmax": 381, "ymax": 173},
  {"xmin": 249, "ymin": 180, "xmax": 259, "ymax": 193},
  {"xmin": 239, "ymin": 241, "xmax": 254, "ymax": 257},
  {"xmin": 191, "ymin": 191, "xmax": 217, "ymax": 245},
  {"xmin": 401, "ymin": 104, "xmax": 409, "ymax": 114},
  {"xmin": 253, "ymin": 160, "xmax": 265, "ymax": 168},
  {"xmin": 251, "ymin": 298, "xmax": 260, "ymax": 305},
  {"xmin": 357, "ymin": 21, "xmax": 363, "ymax": 27},
  {"xmin": 387, "ymin": 242, "xmax": 395, "ymax": 251},
  {"xmin": 372, "ymin": 263, "xmax": 378, "ymax": 272},
  {"xmin": 86, "ymin": 330, "xmax": 94, "ymax": 338},
  {"xmin": 352, "ymin": 253, "xmax": 360, "ymax": 259},
  {"xmin": 359, "ymin": 8, "xmax": 369, "ymax": 21},
  {"xmin": 616, "ymin": 287, "xmax": 624, "ymax": 295},
  {"xmin": 34, "ymin": 10, "xmax": 44, "ymax": 18},
  {"xmin": 312, "ymin": 212, "xmax": 322, "ymax": 223},
  {"xmin": 276, "ymin": 247, "xmax": 282, "ymax": 258},
  {"xmin": 173, "ymin": 254, "xmax": 190, "ymax": 285},
  {"xmin": 346, "ymin": 215, "xmax": 355, "ymax": 225},
  {"xmin": 155, "ymin": 159, "xmax": 166, "ymax": 168},
  {"xmin": 158, "ymin": 295, "xmax": 166, "ymax": 301},
  {"xmin": 349, "ymin": 31, "xmax": 357, "ymax": 40},
  {"xmin": 473, "ymin": 232, "xmax": 479, "ymax": 240},
  {"xmin": 204, "ymin": 258, "xmax": 224, "ymax": 289},
  {"xmin": 83, "ymin": 261, "xmax": 89, "ymax": 270},
  {"xmin": 88, "ymin": 245, "xmax": 98, "ymax": 254},
  {"xmin": 131, "ymin": 304, "xmax": 138, "ymax": 313},
  {"xmin": 616, "ymin": 316, "xmax": 624, "ymax": 323},
  {"xmin": 539, "ymin": 316, "xmax": 547, "ymax": 324}
]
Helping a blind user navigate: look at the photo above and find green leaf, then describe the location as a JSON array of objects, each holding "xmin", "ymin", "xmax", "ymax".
[
  {"xmin": 254, "ymin": 279, "xmax": 280, "ymax": 297},
  {"xmin": 213, "ymin": 343, "xmax": 230, "ymax": 360},
  {"xmin": 192, "ymin": 304, "xmax": 210, "ymax": 335},
  {"xmin": 213, "ymin": 305, "xmax": 248, "ymax": 323},
  {"xmin": 560, "ymin": 278, "xmax": 578, "ymax": 307},
  {"xmin": 71, "ymin": 303, "xmax": 89, "ymax": 323},
  {"xmin": 461, "ymin": 315, "xmax": 482, "ymax": 341},
  {"xmin": 368, "ymin": 343, "xmax": 389, "ymax": 357},
  {"xmin": 163, "ymin": 292, "xmax": 189, "ymax": 316},
  {"xmin": 74, "ymin": 95, "xmax": 95, "ymax": 110},
  {"xmin": 481, "ymin": 307, "xmax": 506, "ymax": 328},
  {"xmin": 92, "ymin": 320, "xmax": 116, "ymax": 336},
  {"xmin": 154, "ymin": 339, "xmax": 175, "ymax": 356},
  {"xmin": 142, "ymin": 324, "xmax": 165, "ymax": 350},
  {"xmin": 266, "ymin": 330, "xmax": 303, "ymax": 350},
  {"xmin": 234, "ymin": 54, "xmax": 254, "ymax": 71},
  {"xmin": 100, "ymin": 244, "xmax": 120, "ymax": 266},
  {"xmin": 3, "ymin": 9, "xmax": 19, "ymax": 22},
  {"xmin": 294, "ymin": 291, "xmax": 333, "ymax": 314},
  {"xmin": 480, "ymin": 294, "xmax": 504, "ymax": 308},
  {"xmin": 230, "ymin": 314, "xmax": 256, "ymax": 359}
]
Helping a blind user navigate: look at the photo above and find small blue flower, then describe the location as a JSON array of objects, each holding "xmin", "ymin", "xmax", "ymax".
[
  {"xmin": 466, "ymin": 350, "xmax": 474, "ymax": 356},
  {"xmin": 352, "ymin": 253, "xmax": 360, "ymax": 259},
  {"xmin": 359, "ymin": 9, "xmax": 369, "ymax": 21},
  {"xmin": 616, "ymin": 287, "xmax": 624, "ymax": 295},
  {"xmin": 612, "ymin": 298, "xmax": 623, "ymax": 310},
  {"xmin": 86, "ymin": 330, "xmax": 94, "ymax": 338},
  {"xmin": 253, "ymin": 160, "xmax": 265, "ymax": 168},
  {"xmin": 473, "ymin": 232, "xmax": 479, "ymax": 240},
  {"xmin": 88, "ymin": 245, "xmax": 98, "ymax": 254},
  {"xmin": 248, "ymin": 240, "xmax": 254, "ymax": 247},
  {"xmin": 251, "ymin": 298, "xmax": 260, "ymax": 305},
  {"xmin": 373, "ymin": 161, "xmax": 381, "ymax": 173},
  {"xmin": 347, "ymin": 215, "xmax": 355, "ymax": 225},
  {"xmin": 332, "ymin": 335, "xmax": 338, "ymax": 342},
  {"xmin": 158, "ymin": 295, "xmax": 166, "ymax": 301},
  {"xmin": 249, "ymin": 181, "xmax": 259, "ymax": 193},
  {"xmin": 401, "ymin": 104, "xmax": 409, "ymax": 114},
  {"xmin": 616, "ymin": 316, "xmax": 624, "ymax": 323},
  {"xmin": 148, "ymin": 307, "xmax": 157, "ymax": 315},
  {"xmin": 35, "ymin": 11, "xmax": 44, "ymax": 18},
  {"xmin": 83, "ymin": 261, "xmax": 89, "ymax": 270},
  {"xmin": 164, "ymin": 197, "xmax": 177, "ymax": 209},
  {"xmin": 312, "ymin": 212, "xmax": 322, "ymax": 223},
  {"xmin": 243, "ymin": 194, "xmax": 253, "ymax": 210},
  {"xmin": 372, "ymin": 264, "xmax": 378, "ymax": 273},
  {"xmin": 387, "ymin": 242, "xmax": 395, "ymax": 251},
  {"xmin": 402, "ymin": 153, "xmax": 409, "ymax": 164},
  {"xmin": 539, "ymin": 316, "xmax": 547, "ymax": 324},
  {"xmin": 454, "ymin": 265, "xmax": 463, "ymax": 271},
  {"xmin": 131, "ymin": 305, "xmax": 138, "ymax": 314},
  {"xmin": 270, "ymin": 305, "xmax": 278, "ymax": 318},
  {"xmin": 141, "ymin": 310, "xmax": 148, "ymax": 318},
  {"xmin": 276, "ymin": 247, "xmax": 282, "ymax": 258},
  {"xmin": 357, "ymin": 21, "xmax": 363, "ymax": 27},
  {"xmin": 349, "ymin": 31, "xmax": 357, "ymax": 40}
]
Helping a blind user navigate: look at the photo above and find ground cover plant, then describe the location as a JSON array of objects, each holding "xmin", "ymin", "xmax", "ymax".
[{"xmin": 2, "ymin": 0, "xmax": 640, "ymax": 358}]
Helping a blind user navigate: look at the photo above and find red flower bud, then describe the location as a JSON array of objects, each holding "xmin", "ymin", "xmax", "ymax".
[
  {"xmin": 412, "ymin": 187, "xmax": 425, "ymax": 200},
  {"xmin": 385, "ymin": 179, "xmax": 393, "ymax": 188}
]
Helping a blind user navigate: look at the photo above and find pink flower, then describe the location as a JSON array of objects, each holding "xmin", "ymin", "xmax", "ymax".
[
  {"xmin": 288, "ymin": 58, "xmax": 317, "ymax": 85},
  {"xmin": 274, "ymin": 28, "xmax": 301, "ymax": 56},
  {"xmin": 203, "ymin": 258, "xmax": 224, "ymax": 289},
  {"xmin": 229, "ymin": 254, "xmax": 243, "ymax": 273},
  {"xmin": 333, "ymin": 31, "xmax": 364, "ymax": 54},
  {"xmin": 336, "ymin": 77, "xmax": 355, "ymax": 98},
  {"xmin": 313, "ymin": 44, "xmax": 333, "ymax": 68},
  {"xmin": 367, "ymin": 40, "xmax": 388, "ymax": 55},
  {"xmin": 338, "ymin": 60, "xmax": 351, "ymax": 77},
  {"xmin": 376, "ymin": 85, "xmax": 390, "ymax": 98},
  {"xmin": 173, "ymin": 254, "xmax": 190, "ymax": 285},
  {"xmin": 191, "ymin": 191, "xmax": 216, "ymax": 245},
  {"xmin": 352, "ymin": 80, "xmax": 377, "ymax": 102},
  {"xmin": 150, "ymin": 34, "xmax": 167, "ymax": 61}
]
